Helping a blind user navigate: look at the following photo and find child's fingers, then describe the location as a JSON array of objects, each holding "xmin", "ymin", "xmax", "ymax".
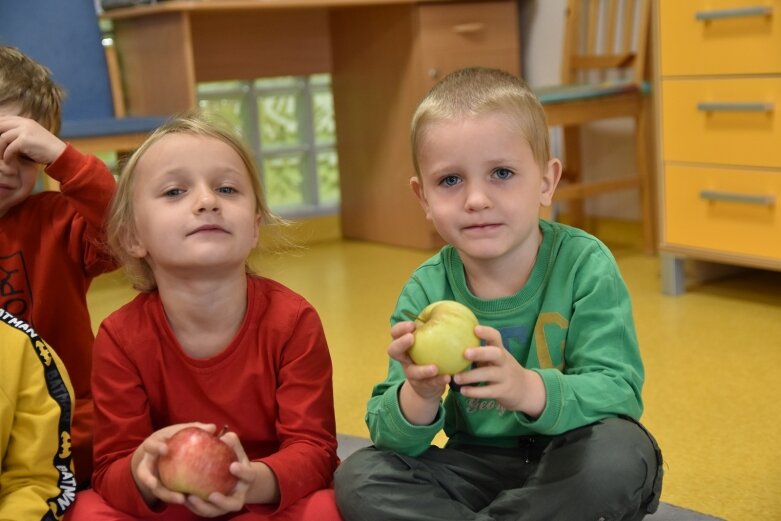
[
  {"xmin": 228, "ymin": 460, "xmax": 256, "ymax": 483},
  {"xmin": 387, "ymin": 332, "xmax": 414, "ymax": 362},
  {"xmin": 404, "ymin": 362, "xmax": 439, "ymax": 381},
  {"xmin": 463, "ymin": 345, "xmax": 502, "ymax": 364},
  {"xmin": 458, "ymin": 381, "xmax": 499, "ymax": 400},
  {"xmin": 220, "ymin": 431, "xmax": 249, "ymax": 463},
  {"xmin": 474, "ymin": 325, "xmax": 504, "ymax": 348},
  {"xmin": 453, "ymin": 364, "xmax": 496, "ymax": 387},
  {"xmin": 390, "ymin": 320, "xmax": 415, "ymax": 339},
  {"xmin": 184, "ymin": 495, "xmax": 230, "ymax": 517}
]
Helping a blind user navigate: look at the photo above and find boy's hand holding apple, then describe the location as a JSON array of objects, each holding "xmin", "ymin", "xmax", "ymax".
[
  {"xmin": 453, "ymin": 325, "xmax": 547, "ymax": 419},
  {"xmin": 388, "ymin": 320, "xmax": 451, "ymax": 400},
  {"xmin": 390, "ymin": 300, "xmax": 481, "ymax": 425}
]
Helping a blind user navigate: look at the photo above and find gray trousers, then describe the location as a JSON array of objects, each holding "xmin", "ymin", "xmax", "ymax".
[{"xmin": 334, "ymin": 417, "xmax": 663, "ymax": 521}]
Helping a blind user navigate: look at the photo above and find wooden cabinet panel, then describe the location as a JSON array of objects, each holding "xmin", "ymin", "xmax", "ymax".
[
  {"xmin": 664, "ymin": 165, "xmax": 781, "ymax": 259},
  {"xmin": 332, "ymin": 1, "xmax": 520, "ymax": 250},
  {"xmin": 662, "ymin": 77, "xmax": 781, "ymax": 167},
  {"xmin": 418, "ymin": 1, "xmax": 520, "ymax": 84},
  {"xmin": 659, "ymin": 0, "xmax": 781, "ymax": 76},
  {"xmin": 106, "ymin": 0, "xmax": 521, "ymax": 251}
]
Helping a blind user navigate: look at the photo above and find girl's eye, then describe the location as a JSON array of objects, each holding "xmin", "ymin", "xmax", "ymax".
[
  {"xmin": 217, "ymin": 186, "xmax": 237, "ymax": 194},
  {"xmin": 440, "ymin": 175, "xmax": 461, "ymax": 187},
  {"xmin": 493, "ymin": 168, "xmax": 514, "ymax": 180},
  {"xmin": 163, "ymin": 188, "xmax": 184, "ymax": 197}
]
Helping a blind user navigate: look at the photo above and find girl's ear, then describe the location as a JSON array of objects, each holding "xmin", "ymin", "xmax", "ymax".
[
  {"xmin": 253, "ymin": 213, "xmax": 261, "ymax": 244},
  {"xmin": 540, "ymin": 158, "xmax": 562, "ymax": 207},
  {"xmin": 120, "ymin": 227, "xmax": 147, "ymax": 259},
  {"xmin": 410, "ymin": 176, "xmax": 433, "ymax": 221}
]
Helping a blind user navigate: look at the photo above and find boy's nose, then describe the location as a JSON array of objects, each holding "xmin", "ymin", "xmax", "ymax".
[
  {"xmin": 464, "ymin": 184, "xmax": 491, "ymax": 211},
  {"xmin": 0, "ymin": 159, "xmax": 17, "ymax": 177}
]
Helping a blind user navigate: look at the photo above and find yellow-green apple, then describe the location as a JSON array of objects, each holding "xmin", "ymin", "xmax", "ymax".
[
  {"xmin": 158, "ymin": 426, "xmax": 238, "ymax": 500},
  {"xmin": 408, "ymin": 300, "xmax": 480, "ymax": 375}
]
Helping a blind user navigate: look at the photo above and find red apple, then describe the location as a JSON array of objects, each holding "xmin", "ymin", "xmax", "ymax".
[{"xmin": 158, "ymin": 426, "xmax": 238, "ymax": 500}]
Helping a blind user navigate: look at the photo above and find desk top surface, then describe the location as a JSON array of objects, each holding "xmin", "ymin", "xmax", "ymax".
[{"xmin": 101, "ymin": 0, "xmax": 459, "ymax": 20}]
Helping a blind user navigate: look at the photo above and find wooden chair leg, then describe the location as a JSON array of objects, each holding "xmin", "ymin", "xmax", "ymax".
[
  {"xmin": 636, "ymin": 96, "xmax": 656, "ymax": 254},
  {"xmin": 562, "ymin": 125, "xmax": 585, "ymax": 229}
]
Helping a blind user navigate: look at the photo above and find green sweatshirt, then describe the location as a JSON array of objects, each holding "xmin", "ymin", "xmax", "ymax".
[{"xmin": 366, "ymin": 219, "xmax": 644, "ymax": 457}]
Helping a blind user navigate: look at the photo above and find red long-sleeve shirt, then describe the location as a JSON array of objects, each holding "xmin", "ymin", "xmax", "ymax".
[
  {"xmin": 91, "ymin": 275, "xmax": 338, "ymax": 517},
  {"xmin": 0, "ymin": 145, "xmax": 116, "ymax": 483}
]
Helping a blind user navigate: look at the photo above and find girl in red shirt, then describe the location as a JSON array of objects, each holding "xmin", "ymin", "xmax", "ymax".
[{"xmin": 66, "ymin": 112, "xmax": 341, "ymax": 520}]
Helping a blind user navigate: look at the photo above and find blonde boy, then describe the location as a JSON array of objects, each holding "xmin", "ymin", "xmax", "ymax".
[{"xmin": 334, "ymin": 68, "xmax": 663, "ymax": 521}]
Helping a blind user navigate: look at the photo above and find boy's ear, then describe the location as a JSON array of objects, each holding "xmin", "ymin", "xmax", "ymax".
[
  {"xmin": 540, "ymin": 158, "xmax": 562, "ymax": 207},
  {"xmin": 410, "ymin": 176, "xmax": 432, "ymax": 220}
]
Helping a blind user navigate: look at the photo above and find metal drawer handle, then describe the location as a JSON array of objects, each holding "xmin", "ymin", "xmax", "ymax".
[
  {"xmin": 700, "ymin": 190, "xmax": 775, "ymax": 206},
  {"xmin": 697, "ymin": 102, "xmax": 775, "ymax": 112},
  {"xmin": 453, "ymin": 22, "xmax": 485, "ymax": 34},
  {"xmin": 695, "ymin": 6, "xmax": 773, "ymax": 20}
]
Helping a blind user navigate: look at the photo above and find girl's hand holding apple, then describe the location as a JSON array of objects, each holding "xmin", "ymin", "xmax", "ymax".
[
  {"xmin": 131, "ymin": 423, "xmax": 255, "ymax": 517},
  {"xmin": 132, "ymin": 422, "xmax": 216, "ymax": 507}
]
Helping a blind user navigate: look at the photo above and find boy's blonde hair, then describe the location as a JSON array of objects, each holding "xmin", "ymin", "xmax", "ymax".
[
  {"xmin": 107, "ymin": 111, "xmax": 282, "ymax": 292},
  {"xmin": 0, "ymin": 46, "xmax": 63, "ymax": 134},
  {"xmin": 411, "ymin": 67, "xmax": 550, "ymax": 174}
]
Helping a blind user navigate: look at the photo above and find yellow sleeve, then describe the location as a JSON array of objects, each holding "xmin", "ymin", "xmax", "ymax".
[{"xmin": 0, "ymin": 315, "xmax": 77, "ymax": 521}]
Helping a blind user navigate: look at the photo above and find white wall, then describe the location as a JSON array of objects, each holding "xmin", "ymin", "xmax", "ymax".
[{"xmin": 518, "ymin": 0, "xmax": 640, "ymax": 220}]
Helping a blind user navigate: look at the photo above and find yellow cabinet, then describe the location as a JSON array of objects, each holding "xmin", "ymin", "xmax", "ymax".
[{"xmin": 657, "ymin": 0, "xmax": 781, "ymax": 293}]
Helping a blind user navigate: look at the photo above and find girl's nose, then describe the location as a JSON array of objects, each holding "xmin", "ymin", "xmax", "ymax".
[{"xmin": 194, "ymin": 187, "xmax": 219, "ymax": 213}]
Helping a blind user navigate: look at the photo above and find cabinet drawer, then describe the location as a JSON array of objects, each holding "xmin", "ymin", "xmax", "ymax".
[
  {"xmin": 662, "ymin": 77, "xmax": 781, "ymax": 167},
  {"xmin": 418, "ymin": 1, "xmax": 520, "ymax": 83},
  {"xmin": 664, "ymin": 165, "xmax": 781, "ymax": 258},
  {"xmin": 659, "ymin": 0, "xmax": 781, "ymax": 76}
]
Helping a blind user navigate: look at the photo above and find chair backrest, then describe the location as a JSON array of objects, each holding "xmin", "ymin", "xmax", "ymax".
[
  {"xmin": 0, "ymin": 0, "xmax": 116, "ymax": 122},
  {"xmin": 561, "ymin": 0, "xmax": 651, "ymax": 84}
]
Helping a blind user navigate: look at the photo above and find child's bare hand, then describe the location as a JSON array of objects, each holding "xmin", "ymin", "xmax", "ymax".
[
  {"xmin": 0, "ymin": 116, "xmax": 66, "ymax": 165},
  {"xmin": 453, "ymin": 325, "xmax": 546, "ymax": 417},
  {"xmin": 181, "ymin": 431, "xmax": 254, "ymax": 517},
  {"xmin": 388, "ymin": 321, "xmax": 450, "ymax": 401}
]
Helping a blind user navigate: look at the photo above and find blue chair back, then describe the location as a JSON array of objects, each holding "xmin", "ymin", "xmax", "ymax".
[{"xmin": 0, "ymin": 0, "xmax": 116, "ymax": 122}]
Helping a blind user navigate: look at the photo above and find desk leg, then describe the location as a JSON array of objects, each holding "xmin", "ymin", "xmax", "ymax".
[{"xmin": 660, "ymin": 253, "xmax": 685, "ymax": 296}]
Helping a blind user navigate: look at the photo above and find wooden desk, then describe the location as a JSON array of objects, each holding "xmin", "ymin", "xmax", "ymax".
[{"xmin": 104, "ymin": 0, "xmax": 521, "ymax": 250}]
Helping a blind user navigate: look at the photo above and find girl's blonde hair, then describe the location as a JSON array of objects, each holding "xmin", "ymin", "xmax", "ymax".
[
  {"xmin": 106, "ymin": 111, "xmax": 283, "ymax": 291},
  {"xmin": 411, "ymin": 67, "xmax": 551, "ymax": 175}
]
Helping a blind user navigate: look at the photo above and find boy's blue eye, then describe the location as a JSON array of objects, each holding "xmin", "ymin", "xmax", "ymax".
[
  {"xmin": 493, "ymin": 168, "xmax": 513, "ymax": 180},
  {"xmin": 440, "ymin": 175, "xmax": 461, "ymax": 187}
]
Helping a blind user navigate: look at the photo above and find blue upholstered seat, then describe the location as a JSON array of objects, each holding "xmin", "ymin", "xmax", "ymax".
[
  {"xmin": 0, "ymin": 0, "xmax": 167, "ymax": 144},
  {"xmin": 535, "ymin": 80, "xmax": 652, "ymax": 105}
]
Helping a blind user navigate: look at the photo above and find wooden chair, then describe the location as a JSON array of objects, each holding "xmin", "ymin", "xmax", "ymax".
[
  {"xmin": 0, "ymin": 0, "xmax": 167, "ymax": 180},
  {"xmin": 535, "ymin": 0, "xmax": 655, "ymax": 253}
]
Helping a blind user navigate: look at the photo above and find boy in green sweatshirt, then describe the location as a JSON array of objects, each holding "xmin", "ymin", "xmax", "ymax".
[{"xmin": 334, "ymin": 67, "xmax": 663, "ymax": 521}]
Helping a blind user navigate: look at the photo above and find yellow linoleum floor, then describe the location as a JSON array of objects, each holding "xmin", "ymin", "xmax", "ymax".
[{"xmin": 87, "ymin": 238, "xmax": 781, "ymax": 521}]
